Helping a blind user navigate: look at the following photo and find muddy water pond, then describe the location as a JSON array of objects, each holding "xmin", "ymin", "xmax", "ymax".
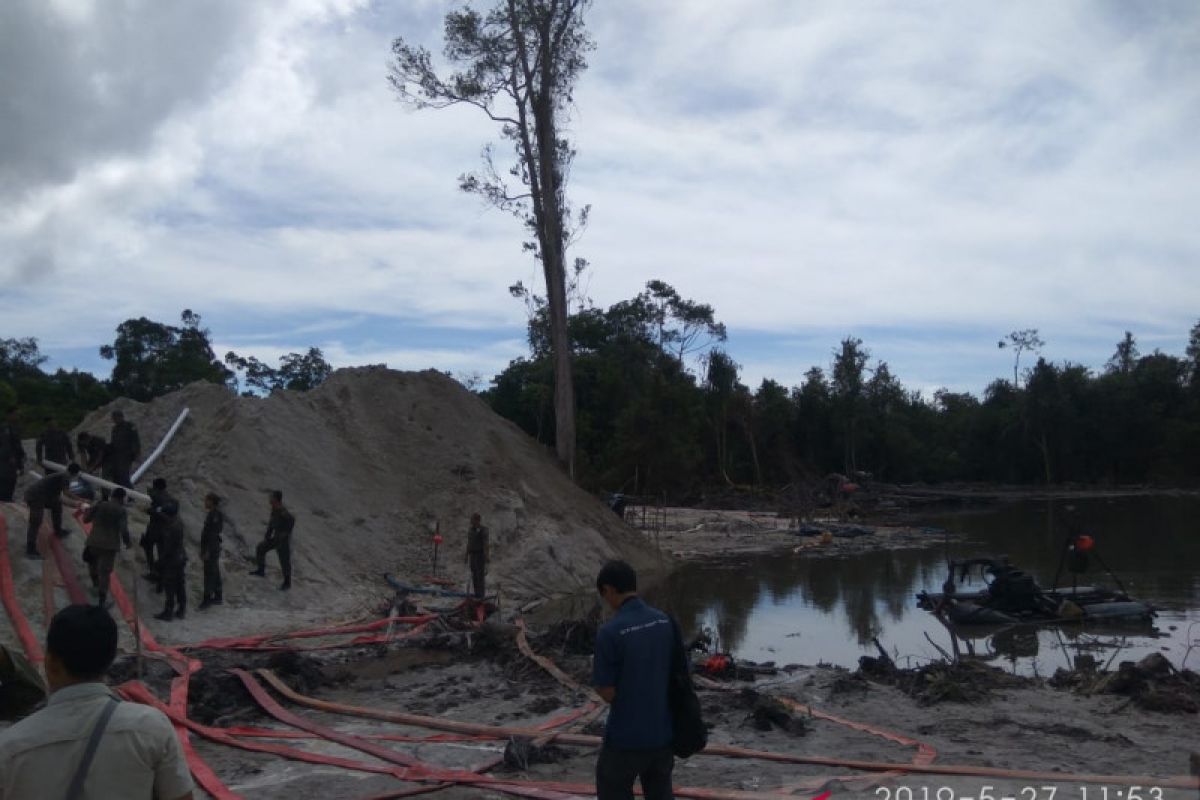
[{"xmin": 646, "ymin": 495, "xmax": 1200, "ymax": 676}]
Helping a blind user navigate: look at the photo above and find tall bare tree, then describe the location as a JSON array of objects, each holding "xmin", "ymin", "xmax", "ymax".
[
  {"xmin": 997, "ymin": 328, "xmax": 1045, "ymax": 388},
  {"xmin": 390, "ymin": 1, "xmax": 593, "ymax": 476}
]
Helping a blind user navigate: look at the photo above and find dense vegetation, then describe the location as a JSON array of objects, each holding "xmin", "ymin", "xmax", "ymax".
[
  {"xmin": 484, "ymin": 282, "xmax": 1200, "ymax": 496},
  {"xmin": 5, "ymin": 296, "xmax": 1198, "ymax": 495},
  {"xmin": 1, "ymin": 311, "xmax": 331, "ymax": 440}
]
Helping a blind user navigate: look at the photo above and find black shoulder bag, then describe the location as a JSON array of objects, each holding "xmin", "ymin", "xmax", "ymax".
[{"xmin": 666, "ymin": 616, "xmax": 707, "ymax": 758}]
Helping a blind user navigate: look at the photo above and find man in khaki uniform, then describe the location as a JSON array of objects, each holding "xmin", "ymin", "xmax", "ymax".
[
  {"xmin": 154, "ymin": 503, "xmax": 188, "ymax": 622},
  {"xmin": 83, "ymin": 488, "xmax": 132, "ymax": 608},
  {"xmin": 0, "ymin": 605, "xmax": 194, "ymax": 799},
  {"xmin": 250, "ymin": 490, "xmax": 296, "ymax": 591},
  {"xmin": 23, "ymin": 462, "xmax": 81, "ymax": 558}
]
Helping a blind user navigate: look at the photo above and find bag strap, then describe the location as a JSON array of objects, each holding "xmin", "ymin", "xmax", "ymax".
[{"xmin": 65, "ymin": 695, "xmax": 120, "ymax": 800}]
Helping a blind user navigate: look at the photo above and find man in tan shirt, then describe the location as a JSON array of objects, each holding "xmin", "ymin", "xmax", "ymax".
[{"xmin": 0, "ymin": 605, "xmax": 194, "ymax": 799}]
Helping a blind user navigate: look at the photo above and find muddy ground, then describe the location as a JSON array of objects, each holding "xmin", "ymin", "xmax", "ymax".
[
  {"xmin": 5, "ymin": 489, "xmax": 1199, "ymax": 798},
  {"xmin": 172, "ymin": 627, "xmax": 1200, "ymax": 799}
]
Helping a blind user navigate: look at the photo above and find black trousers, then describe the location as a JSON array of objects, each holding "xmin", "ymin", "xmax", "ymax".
[
  {"xmin": 108, "ymin": 458, "xmax": 133, "ymax": 489},
  {"xmin": 469, "ymin": 554, "xmax": 486, "ymax": 599},
  {"xmin": 596, "ymin": 745, "xmax": 674, "ymax": 800},
  {"xmin": 0, "ymin": 466, "xmax": 17, "ymax": 502},
  {"xmin": 160, "ymin": 564, "xmax": 186, "ymax": 615},
  {"xmin": 256, "ymin": 536, "xmax": 292, "ymax": 583},
  {"xmin": 141, "ymin": 530, "xmax": 160, "ymax": 572},
  {"xmin": 25, "ymin": 500, "xmax": 63, "ymax": 553},
  {"xmin": 203, "ymin": 555, "xmax": 222, "ymax": 600}
]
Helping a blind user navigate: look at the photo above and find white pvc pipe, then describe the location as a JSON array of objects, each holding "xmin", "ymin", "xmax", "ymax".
[
  {"xmin": 40, "ymin": 461, "xmax": 152, "ymax": 505},
  {"xmin": 131, "ymin": 407, "xmax": 190, "ymax": 484}
]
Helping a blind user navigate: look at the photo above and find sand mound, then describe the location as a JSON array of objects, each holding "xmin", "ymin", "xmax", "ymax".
[{"xmin": 67, "ymin": 367, "xmax": 658, "ymax": 639}]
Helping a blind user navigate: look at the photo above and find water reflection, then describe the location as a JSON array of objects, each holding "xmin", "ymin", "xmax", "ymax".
[{"xmin": 644, "ymin": 496, "xmax": 1200, "ymax": 674}]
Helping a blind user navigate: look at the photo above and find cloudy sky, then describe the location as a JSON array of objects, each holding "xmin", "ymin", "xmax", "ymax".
[{"xmin": 2, "ymin": 0, "xmax": 1198, "ymax": 396}]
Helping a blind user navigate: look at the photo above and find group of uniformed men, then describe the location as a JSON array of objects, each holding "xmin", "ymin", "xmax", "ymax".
[{"xmin": 0, "ymin": 406, "xmax": 297, "ymax": 623}]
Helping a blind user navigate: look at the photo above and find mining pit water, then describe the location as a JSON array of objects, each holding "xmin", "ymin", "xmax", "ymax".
[{"xmin": 646, "ymin": 495, "xmax": 1200, "ymax": 677}]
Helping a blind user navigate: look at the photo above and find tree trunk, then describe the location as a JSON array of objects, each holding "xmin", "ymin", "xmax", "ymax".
[
  {"xmin": 1037, "ymin": 432, "xmax": 1052, "ymax": 484},
  {"xmin": 744, "ymin": 417, "xmax": 762, "ymax": 487},
  {"xmin": 544, "ymin": 251, "xmax": 576, "ymax": 475},
  {"xmin": 529, "ymin": 37, "xmax": 575, "ymax": 477}
]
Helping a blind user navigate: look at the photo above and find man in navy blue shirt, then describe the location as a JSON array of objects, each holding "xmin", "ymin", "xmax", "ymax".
[{"xmin": 592, "ymin": 560, "xmax": 676, "ymax": 800}]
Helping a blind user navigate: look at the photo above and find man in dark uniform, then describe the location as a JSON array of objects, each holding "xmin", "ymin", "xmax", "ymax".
[
  {"xmin": 107, "ymin": 410, "xmax": 140, "ymax": 488},
  {"xmin": 0, "ymin": 407, "xmax": 25, "ymax": 503},
  {"xmin": 198, "ymin": 493, "xmax": 224, "ymax": 609},
  {"xmin": 141, "ymin": 478, "xmax": 174, "ymax": 587},
  {"xmin": 464, "ymin": 513, "xmax": 489, "ymax": 599},
  {"xmin": 592, "ymin": 560, "xmax": 679, "ymax": 800},
  {"xmin": 23, "ymin": 463, "xmax": 81, "ymax": 558},
  {"xmin": 153, "ymin": 502, "xmax": 187, "ymax": 621},
  {"xmin": 35, "ymin": 418, "xmax": 74, "ymax": 471},
  {"xmin": 250, "ymin": 490, "xmax": 295, "ymax": 590},
  {"xmin": 82, "ymin": 488, "xmax": 130, "ymax": 608},
  {"xmin": 78, "ymin": 433, "xmax": 107, "ymax": 472}
]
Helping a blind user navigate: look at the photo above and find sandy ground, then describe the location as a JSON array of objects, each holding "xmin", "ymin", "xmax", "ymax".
[{"xmin": 174, "ymin": 640, "xmax": 1200, "ymax": 800}]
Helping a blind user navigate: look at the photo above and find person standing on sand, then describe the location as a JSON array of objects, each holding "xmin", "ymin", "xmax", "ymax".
[
  {"xmin": 0, "ymin": 407, "xmax": 25, "ymax": 502},
  {"xmin": 250, "ymin": 490, "xmax": 295, "ymax": 591},
  {"xmin": 35, "ymin": 416, "xmax": 74, "ymax": 470},
  {"xmin": 465, "ymin": 512, "xmax": 489, "ymax": 599},
  {"xmin": 106, "ymin": 410, "xmax": 140, "ymax": 488},
  {"xmin": 592, "ymin": 560, "xmax": 677, "ymax": 800},
  {"xmin": 83, "ymin": 487, "xmax": 131, "ymax": 608},
  {"xmin": 0, "ymin": 605, "xmax": 194, "ymax": 799},
  {"xmin": 154, "ymin": 502, "xmax": 187, "ymax": 621},
  {"xmin": 198, "ymin": 493, "xmax": 224, "ymax": 609},
  {"xmin": 142, "ymin": 477, "xmax": 174, "ymax": 589},
  {"xmin": 23, "ymin": 463, "xmax": 81, "ymax": 558}
]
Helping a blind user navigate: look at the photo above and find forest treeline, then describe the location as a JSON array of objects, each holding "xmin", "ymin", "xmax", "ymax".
[
  {"xmin": 484, "ymin": 282, "xmax": 1200, "ymax": 496},
  {"xmin": 4, "ymin": 293, "xmax": 1199, "ymax": 496},
  {"xmin": 0, "ymin": 310, "xmax": 331, "ymax": 436}
]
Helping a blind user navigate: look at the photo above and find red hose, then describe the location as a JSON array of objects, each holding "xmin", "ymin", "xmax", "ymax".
[
  {"xmin": 0, "ymin": 513, "xmax": 44, "ymax": 663},
  {"xmin": 44, "ymin": 525, "xmax": 88, "ymax": 605},
  {"xmin": 183, "ymin": 614, "xmax": 438, "ymax": 651},
  {"xmin": 70, "ymin": 508, "xmax": 238, "ymax": 800},
  {"xmin": 232, "ymin": 671, "xmax": 876, "ymax": 800},
  {"xmin": 45, "ymin": 510, "xmax": 1199, "ymax": 795},
  {"xmin": 123, "ymin": 680, "xmax": 589, "ymax": 800}
]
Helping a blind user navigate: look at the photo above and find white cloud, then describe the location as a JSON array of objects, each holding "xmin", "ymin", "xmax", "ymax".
[{"xmin": 1, "ymin": 0, "xmax": 1197, "ymax": 392}]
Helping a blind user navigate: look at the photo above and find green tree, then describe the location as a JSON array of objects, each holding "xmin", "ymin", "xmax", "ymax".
[
  {"xmin": 99, "ymin": 310, "xmax": 232, "ymax": 401},
  {"xmin": 1, "ymin": 337, "xmax": 112, "ymax": 431},
  {"xmin": 278, "ymin": 348, "xmax": 333, "ymax": 391},
  {"xmin": 1106, "ymin": 331, "xmax": 1139, "ymax": 375},
  {"xmin": 998, "ymin": 328, "xmax": 1045, "ymax": 387},
  {"xmin": 641, "ymin": 280, "xmax": 727, "ymax": 364},
  {"xmin": 703, "ymin": 349, "xmax": 740, "ymax": 485},
  {"xmin": 831, "ymin": 337, "xmax": 869, "ymax": 474},
  {"xmin": 0, "ymin": 338, "xmax": 48, "ymax": 380},
  {"xmin": 1186, "ymin": 319, "xmax": 1200, "ymax": 387},
  {"xmin": 793, "ymin": 367, "xmax": 833, "ymax": 472},
  {"xmin": 390, "ymin": 0, "xmax": 594, "ymax": 477},
  {"xmin": 225, "ymin": 347, "xmax": 333, "ymax": 394},
  {"xmin": 752, "ymin": 379, "xmax": 795, "ymax": 485}
]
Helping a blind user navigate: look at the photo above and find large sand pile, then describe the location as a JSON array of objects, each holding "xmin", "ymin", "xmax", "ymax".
[{"xmin": 62, "ymin": 367, "xmax": 659, "ymax": 639}]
